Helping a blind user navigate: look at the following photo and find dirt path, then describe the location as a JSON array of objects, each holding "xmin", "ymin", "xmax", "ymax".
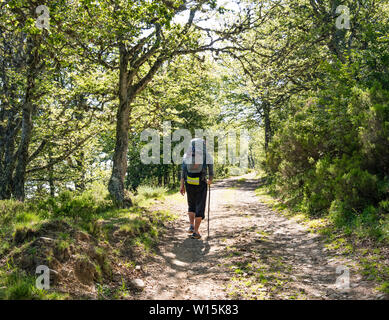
[{"xmin": 136, "ymin": 173, "xmax": 381, "ymax": 300}]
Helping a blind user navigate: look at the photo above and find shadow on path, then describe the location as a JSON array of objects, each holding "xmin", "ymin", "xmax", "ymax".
[{"xmin": 136, "ymin": 173, "xmax": 380, "ymax": 300}]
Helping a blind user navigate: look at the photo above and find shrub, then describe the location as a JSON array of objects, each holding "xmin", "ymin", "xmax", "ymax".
[
  {"xmin": 30, "ymin": 183, "xmax": 112, "ymax": 221},
  {"xmin": 136, "ymin": 185, "xmax": 167, "ymax": 199},
  {"xmin": 264, "ymin": 82, "xmax": 389, "ymax": 240}
]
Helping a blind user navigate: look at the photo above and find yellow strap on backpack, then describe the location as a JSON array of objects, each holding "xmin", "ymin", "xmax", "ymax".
[{"xmin": 187, "ymin": 176, "xmax": 200, "ymax": 185}]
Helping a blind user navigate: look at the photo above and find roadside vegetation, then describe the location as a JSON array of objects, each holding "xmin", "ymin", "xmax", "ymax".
[
  {"xmin": 0, "ymin": 184, "xmax": 176, "ymax": 299},
  {"xmin": 255, "ymin": 180, "xmax": 389, "ymax": 295}
]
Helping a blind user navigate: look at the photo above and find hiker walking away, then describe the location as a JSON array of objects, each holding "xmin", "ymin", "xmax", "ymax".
[{"xmin": 180, "ymin": 138, "xmax": 213, "ymax": 239}]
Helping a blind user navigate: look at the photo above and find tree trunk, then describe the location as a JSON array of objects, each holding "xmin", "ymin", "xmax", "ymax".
[
  {"xmin": 263, "ymin": 103, "xmax": 272, "ymax": 152},
  {"xmin": 0, "ymin": 123, "xmax": 16, "ymax": 199},
  {"xmin": 108, "ymin": 42, "xmax": 165, "ymax": 207},
  {"xmin": 13, "ymin": 103, "xmax": 33, "ymax": 200},
  {"xmin": 172, "ymin": 165, "xmax": 176, "ymax": 185},
  {"xmin": 48, "ymin": 149, "xmax": 55, "ymax": 197},
  {"xmin": 163, "ymin": 166, "xmax": 168, "ymax": 186},
  {"xmin": 13, "ymin": 36, "xmax": 37, "ymax": 201},
  {"xmin": 49, "ymin": 171, "xmax": 55, "ymax": 197},
  {"xmin": 75, "ymin": 151, "xmax": 86, "ymax": 191},
  {"xmin": 108, "ymin": 45, "xmax": 132, "ymax": 208},
  {"xmin": 0, "ymin": 38, "xmax": 20, "ymax": 199},
  {"xmin": 248, "ymin": 152, "xmax": 255, "ymax": 169}
]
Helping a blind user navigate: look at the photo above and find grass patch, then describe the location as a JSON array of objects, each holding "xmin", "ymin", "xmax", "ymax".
[
  {"xmin": 225, "ymin": 256, "xmax": 299, "ymax": 300},
  {"xmin": 0, "ymin": 269, "xmax": 68, "ymax": 300},
  {"xmin": 0, "ymin": 182, "xmax": 176, "ymax": 300},
  {"xmin": 136, "ymin": 185, "xmax": 167, "ymax": 200}
]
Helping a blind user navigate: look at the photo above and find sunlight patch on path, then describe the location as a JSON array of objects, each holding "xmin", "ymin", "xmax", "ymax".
[{"xmin": 137, "ymin": 174, "xmax": 379, "ymax": 300}]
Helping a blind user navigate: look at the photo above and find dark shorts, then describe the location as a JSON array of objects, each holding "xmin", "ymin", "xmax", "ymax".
[{"xmin": 186, "ymin": 180, "xmax": 208, "ymax": 220}]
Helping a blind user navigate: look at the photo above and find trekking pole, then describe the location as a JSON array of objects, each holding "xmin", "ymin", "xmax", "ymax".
[{"xmin": 207, "ymin": 184, "xmax": 211, "ymax": 239}]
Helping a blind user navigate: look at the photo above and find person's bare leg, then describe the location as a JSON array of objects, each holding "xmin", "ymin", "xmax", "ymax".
[
  {"xmin": 188, "ymin": 212, "xmax": 195, "ymax": 226},
  {"xmin": 194, "ymin": 217, "xmax": 202, "ymax": 235}
]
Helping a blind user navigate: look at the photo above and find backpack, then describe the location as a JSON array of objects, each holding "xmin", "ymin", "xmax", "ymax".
[
  {"xmin": 184, "ymin": 140, "xmax": 206, "ymax": 174},
  {"xmin": 184, "ymin": 140, "xmax": 207, "ymax": 185}
]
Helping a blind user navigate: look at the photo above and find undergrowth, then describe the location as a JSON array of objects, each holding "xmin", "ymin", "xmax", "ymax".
[{"xmin": 0, "ymin": 183, "xmax": 176, "ymax": 299}]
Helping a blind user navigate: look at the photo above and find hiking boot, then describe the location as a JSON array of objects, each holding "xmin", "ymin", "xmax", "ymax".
[
  {"xmin": 191, "ymin": 232, "xmax": 201, "ymax": 239},
  {"xmin": 187, "ymin": 225, "xmax": 194, "ymax": 233}
]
